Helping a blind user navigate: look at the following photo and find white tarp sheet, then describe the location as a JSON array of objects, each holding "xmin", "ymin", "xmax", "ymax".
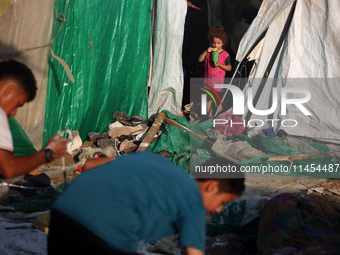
[
  {"xmin": 148, "ymin": 0, "xmax": 187, "ymax": 118},
  {"xmin": 0, "ymin": 0, "xmax": 54, "ymax": 148},
  {"xmin": 235, "ymin": 0, "xmax": 340, "ymax": 142}
]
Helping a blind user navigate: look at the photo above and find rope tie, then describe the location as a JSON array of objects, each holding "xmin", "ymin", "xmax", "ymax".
[{"xmin": 0, "ymin": 13, "xmax": 75, "ymax": 83}]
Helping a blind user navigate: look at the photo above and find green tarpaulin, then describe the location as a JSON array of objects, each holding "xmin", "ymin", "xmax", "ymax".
[
  {"xmin": 43, "ymin": 0, "xmax": 152, "ymax": 144},
  {"xmin": 9, "ymin": 117, "xmax": 37, "ymax": 156}
]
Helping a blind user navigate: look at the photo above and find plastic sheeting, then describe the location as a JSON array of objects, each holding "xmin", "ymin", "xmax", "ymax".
[
  {"xmin": 43, "ymin": 0, "xmax": 152, "ymax": 144},
  {"xmin": 148, "ymin": 110, "xmax": 213, "ymax": 170},
  {"xmin": 235, "ymin": 0, "xmax": 294, "ymax": 63},
  {"xmin": 9, "ymin": 117, "xmax": 37, "ymax": 156},
  {"xmin": 148, "ymin": 110, "xmax": 192, "ymax": 170},
  {"xmin": 0, "ymin": 0, "xmax": 54, "ymax": 149},
  {"xmin": 148, "ymin": 0, "xmax": 187, "ymax": 118},
  {"xmin": 235, "ymin": 0, "xmax": 340, "ymax": 142},
  {"xmin": 227, "ymin": 135, "xmax": 340, "ymax": 179},
  {"xmin": 212, "ymin": 135, "xmax": 265, "ymax": 162}
]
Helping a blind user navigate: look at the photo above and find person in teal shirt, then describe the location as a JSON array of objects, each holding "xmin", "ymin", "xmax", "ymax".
[{"xmin": 48, "ymin": 151, "xmax": 244, "ymax": 255}]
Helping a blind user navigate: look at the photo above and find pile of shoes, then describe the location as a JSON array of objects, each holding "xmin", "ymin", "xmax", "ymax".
[
  {"xmin": 37, "ymin": 111, "xmax": 163, "ymax": 179},
  {"xmin": 107, "ymin": 111, "xmax": 150, "ymax": 153},
  {"xmin": 112, "ymin": 111, "xmax": 145, "ymax": 127},
  {"xmin": 72, "ymin": 111, "xmax": 153, "ymax": 164}
]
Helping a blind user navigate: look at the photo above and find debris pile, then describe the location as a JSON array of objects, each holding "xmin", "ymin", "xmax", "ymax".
[
  {"xmin": 68, "ymin": 111, "xmax": 151, "ymax": 163},
  {"xmin": 0, "ymin": 111, "xmax": 164, "ymax": 203}
]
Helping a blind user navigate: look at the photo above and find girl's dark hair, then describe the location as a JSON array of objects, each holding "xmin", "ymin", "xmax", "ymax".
[
  {"xmin": 0, "ymin": 60, "xmax": 37, "ymax": 102},
  {"xmin": 192, "ymin": 157, "xmax": 245, "ymax": 195},
  {"xmin": 207, "ymin": 25, "xmax": 229, "ymax": 47}
]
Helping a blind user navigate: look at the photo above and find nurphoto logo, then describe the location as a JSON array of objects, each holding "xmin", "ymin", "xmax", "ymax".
[
  {"xmin": 200, "ymin": 83, "xmax": 312, "ymax": 128},
  {"xmin": 199, "ymin": 86, "xmax": 223, "ymax": 115}
]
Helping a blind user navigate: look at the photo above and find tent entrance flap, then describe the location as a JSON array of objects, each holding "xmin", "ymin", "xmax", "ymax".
[
  {"xmin": 244, "ymin": 0, "xmax": 297, "ymax": 122},
  {"xmin": 213, "ymin": 0, "xmax": 298, "ymax": 119},
  {"xmin": 232, "ymin": 0, "xmax": 340, "ymax": 142}
]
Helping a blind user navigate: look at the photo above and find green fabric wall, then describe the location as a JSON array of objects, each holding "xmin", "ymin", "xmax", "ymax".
[
  {"xmin": 9, "ymin": 117, "xmax": 37, "ymax": 156},
  {"xmin": 43, "ymin": 0, "xmax": 152, "ymax": 144}
]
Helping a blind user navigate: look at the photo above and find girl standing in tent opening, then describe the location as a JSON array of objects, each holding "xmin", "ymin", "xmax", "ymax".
[{"xmin": 198, "ymin": 25, "xmax": 231, "ymax": 117}]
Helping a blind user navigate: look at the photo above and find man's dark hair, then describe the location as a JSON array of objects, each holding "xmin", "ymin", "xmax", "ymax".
[
  {"xmin": 192, "ymin": 157, "xmax": 245, "ymax": 195},
  {"xmin": 0, "ymin": 60, "xmax": 37, "ymax": 102}
]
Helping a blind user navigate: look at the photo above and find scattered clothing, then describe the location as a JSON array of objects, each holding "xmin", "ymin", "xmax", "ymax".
[
  {"xmin": 214, "ymin": 108, "xmax": 245, "ymax": 137},
  {"xmin": 212, "ymin": 135, "xmax": 265, "ymax": 162},
  {"xmin": 261, "ymin": 128, "xmax": 276, "ymax": 138}
]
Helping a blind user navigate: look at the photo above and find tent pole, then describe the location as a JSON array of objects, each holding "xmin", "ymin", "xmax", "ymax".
[{"xmin": 244, "ymin": 0, "xmax": 297, "ymax": 123}]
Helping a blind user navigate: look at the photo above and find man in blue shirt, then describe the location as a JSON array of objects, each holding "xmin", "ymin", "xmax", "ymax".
[{"xmin": 48, "ymin": 151, "xmax": 244, "ymax": 255}]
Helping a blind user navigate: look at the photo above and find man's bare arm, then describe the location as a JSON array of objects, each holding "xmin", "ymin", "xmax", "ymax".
[
  {"xmin": 83, "ymin": 157, "xmax": 116, "ymax": 171},
  {"xmin": 0, "ymin": 150, "xmax": 48, "ymax": 178},
  {"xmin": 0, "ymin": 134, "xmax": 67, "ymax": 179},
  {"xmin": 186, "ymin": 247, "xmax": 204, "ymax": 255}
]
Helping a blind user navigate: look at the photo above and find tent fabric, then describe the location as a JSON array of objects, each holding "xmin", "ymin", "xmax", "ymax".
[
  {"xmin": 2, "ymin": 1, "xmax": 187, "ymax": 148},
  {"xmin": 235, "ymin": 0, "xmax": 295, "ymax": 63},
  {"xmin": 225, "ymin": 134, "xmax": 340, "ymax": 179},
  {"xmin": 43, "ymin": 0, "xmax": 152, "ymax": 144},
  {"xmin": 148, "ymin": 110, "xmax": 192, "ymax": 170},
  {"xmin": 148, "ymin": 0, "xmax": 187, "ymax": 118},
  {"xmin": 148, "ymin": 110, "xmax": 213, "ymax": 170},
  {"xmin": 235, "ymin": 0, "xmax": 340, "ymax": 142},
  {"xmin": 9, "ymin": 117, "xmax": 37, "ymax": 156},
  {"xmin": 0, "ymin": 0, "xmax": 54, "ymax": 149},
  {"xmin": 212, "ymin": 135, "xmax": 265, "ymax": 162}
]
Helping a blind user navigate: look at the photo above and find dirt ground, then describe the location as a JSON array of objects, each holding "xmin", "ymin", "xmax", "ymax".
[
  {"xmin": 242, "ymin": 173, "xmax": 340, "ymax": 202},
  {"xmin": 39, "ymin": 161, "xmax": 340, "ymax": 204}
]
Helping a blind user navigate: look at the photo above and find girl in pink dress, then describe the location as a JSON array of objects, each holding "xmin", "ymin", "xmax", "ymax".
[{"xmin": 198, "ymin": 26, "xmax": 232, "ymax": 117}]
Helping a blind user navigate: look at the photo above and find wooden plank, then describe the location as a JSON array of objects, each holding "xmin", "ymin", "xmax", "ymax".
[
  {"xmin": 164, "ymin": 117, "xmax": 214, "ymax": 145},
  {"xmin": 137, "ymin": 112, "xmax": 166, "ymax": 151}
]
